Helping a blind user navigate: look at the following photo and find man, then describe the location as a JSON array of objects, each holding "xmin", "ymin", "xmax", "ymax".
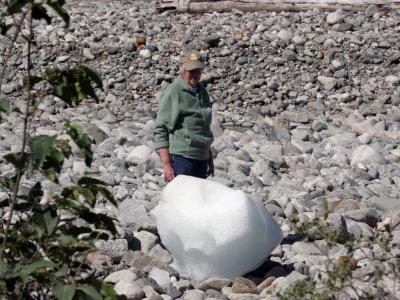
[{"xmin": 154, "ymin": 50, "xmax": 214, "ymax": 182}]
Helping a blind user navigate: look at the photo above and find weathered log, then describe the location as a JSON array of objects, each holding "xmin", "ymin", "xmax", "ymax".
[{"xmin": 156, "ymin": 0, "xmax": 400, "ymax": 13}]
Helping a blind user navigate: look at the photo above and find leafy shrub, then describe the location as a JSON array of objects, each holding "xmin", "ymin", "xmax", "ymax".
[
  {"xmin": 278, "ymin": 199, "xmax": 400, "ymax": 300},
  {"xmin": 0, "ymin": 1, "xmax": 124, "ymax": 299}
]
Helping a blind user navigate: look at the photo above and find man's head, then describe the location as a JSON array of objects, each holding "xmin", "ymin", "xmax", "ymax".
[{"xmin": 180, "ymin": 50, "xmax": 204, "ymax": 87}]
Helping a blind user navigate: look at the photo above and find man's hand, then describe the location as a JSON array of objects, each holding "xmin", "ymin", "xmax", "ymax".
[
  {"xmin": 158, "ymin": 148, "xmax": 175, "ymax": 182},
  {"xmin": 163, "ymin": 162, "xmax": 175, "ymax": 182}
]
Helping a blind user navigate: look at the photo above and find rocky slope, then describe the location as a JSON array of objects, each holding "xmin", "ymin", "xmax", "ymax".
[{"xmin": 1, "ymin": 1, "xmax": 400, "ymax": 299}]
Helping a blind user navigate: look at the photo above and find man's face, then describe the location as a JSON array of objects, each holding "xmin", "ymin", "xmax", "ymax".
[{"xmin": 184, "ymin": 68, "xmax": 202, "ymax": 87}]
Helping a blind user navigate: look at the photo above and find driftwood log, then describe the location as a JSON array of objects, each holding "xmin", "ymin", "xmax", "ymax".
[{"xmin": 156, "ymin": 0, "xmax": 400, "ymax": 13}]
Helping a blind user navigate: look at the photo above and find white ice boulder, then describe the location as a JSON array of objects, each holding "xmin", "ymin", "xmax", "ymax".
[{"xmin": 151, "ymin": 175, "xmax": 283, "ymax": 282}]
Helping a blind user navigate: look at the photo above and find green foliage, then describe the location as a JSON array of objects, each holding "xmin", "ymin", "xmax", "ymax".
[
  {"xmin": 279, "ymin": 280, "xmax": 332, "ymax": 300},
  {"xmin": 4, "ymin": 151, "xmax": 29, "ymax": 171},
  {"xmin": 66, "ymin": 121, "xmax": 93, "ymax": 166},
  {"xmin": 278, "ymin": 206, "xmax": 400, "ymax": 300},
  {"xmin": 53, "ymin": 284, "xmax": 76, "ymax": 300},
  {"xmin": 0, "ymin": 1, "xmax": 122, "ymax": 299},
  {"xmin": 46, "ymin": 0, "xmax": 70, "ymax": 27},
  {"xmin": 32, "ymin": 3, "xmax": 52, "ymax": 24},
  {"xmin": 7, "ymin": 0, "xmax": 70, "ymax": 27},
  {"xmin": 0, "ymin": 20, "xmax": 11, "ymax": 35},
  {"xmin": 7, "ymin": 0, "xmax": 31, "ymax": 14},
  {"xmin": 0, "ymin": 99, "xmax": 11, "ymax": 115},
  {"xmin": 46, "ymin": 65, "xmax": 103, "ymax": 106},
  {"xmin": 23, "ymin": 75, "xmax": 43, "ymax": 89}
]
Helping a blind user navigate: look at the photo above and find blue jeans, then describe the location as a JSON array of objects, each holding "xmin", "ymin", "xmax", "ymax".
[{"xmin": 170, "ymin": 154, "xmax": 208, "ymax": 179}]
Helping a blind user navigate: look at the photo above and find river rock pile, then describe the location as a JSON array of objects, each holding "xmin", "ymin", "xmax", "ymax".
[{"xmin": 1, "ymin": 1, "xmax": 400, "ymax": 299}]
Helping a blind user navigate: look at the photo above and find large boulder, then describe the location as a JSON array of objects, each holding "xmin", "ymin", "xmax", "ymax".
[{"xmin": 152, "ymin": 175, "xmax": 283, "ymax": 282}]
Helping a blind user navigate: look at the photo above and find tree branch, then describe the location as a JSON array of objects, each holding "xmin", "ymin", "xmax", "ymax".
[
  {"xmin": 0, "ymin": 4, "xmax": 33, "ymax": 259},
  {"xmin": 0, "ymin": 9, "xmax": 28, "ymax": 100}
]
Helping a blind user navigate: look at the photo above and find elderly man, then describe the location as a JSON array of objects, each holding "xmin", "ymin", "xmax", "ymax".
[{"xmin": 154, "ymin": 50, "xmax": 214, "ymax": 182}]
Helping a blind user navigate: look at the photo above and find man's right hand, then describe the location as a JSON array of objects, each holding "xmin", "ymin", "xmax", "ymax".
[
  {"xmin": 158, "ymin": 148, "xmax": 175, "ymax": 182},
  {"xmin": 163, "ymin": 162, "xmax": 175, "ymax": 182}
]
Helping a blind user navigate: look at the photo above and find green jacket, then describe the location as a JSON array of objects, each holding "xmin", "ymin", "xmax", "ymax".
[{"xmin": 154, "ymin": 76, "xmax": 213, "ymax": 160}]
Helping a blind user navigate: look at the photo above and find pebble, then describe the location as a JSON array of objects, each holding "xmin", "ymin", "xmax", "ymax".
[{"xmin": 326, "ymin": 9, "xmax": 345, "ymax": 25}]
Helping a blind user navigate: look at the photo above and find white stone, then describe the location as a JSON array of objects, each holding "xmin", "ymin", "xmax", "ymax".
[
  {"xmin": 125, "ymin": 145, "xmax": 159, "ymax": 168},
  {"xmin": 385, "ymin": 75, "xmax": 399, "ymax": 86},
  {"xmin": 183, "ymin": 290, "xmax": 204, "ymax": 300},
  {"xmin": 350, "ymin": 145, "xmax": 385, "ymax": 166},
  {"xmin": 152, "ymin": 175, "xmax": 283, "ymax": 282},
  {"xmin": 114, "ymin": 280, "xmax": 144, "ymax": 299},
  {"xmin": 139, "ymin": 49, "xmax": 152, "ymax": 59},
  {"xmin": 134, "ymin": 230, "xmax": 159, "ymax": 253},
  {"xmin": 149, "ymin": 267, "xmax": 171, "ymax": 289},
  {"xmin": 292, "ymin": 35, "xmax": 305, "ymax": 45},
  {"xmin": 317, "ymin": 76, "xmax": 338, "ymax": 91},
  {"xmin": 57, "ymin": 55, "xmax": 69, "ymax": 62},
  {"xmin": 72, "ymin": 160, "xmax": 88, "ymax": 174},
  {"xmin": 83, "ymin": 48, "xmax": 95, "ymax": 60},
  {"xmin": 104, "ymin": 270, "xmax": 138, "ymax": 284},
  {"xmin": 1, "ymin": 83, "xmax": 16, "ymax": 94},
  {"xmin": 277, "ymin": 29, "xmax": 293, "ymax": 44},
  {"xmin": 326, "ymin": 9, "xmax": 344, "ymax": 25},
  {"xmin": 331, "ymin": 59, "xmax": 343, "ymax": 69},
  {"xmin": 250, "ymin": 158, "xmax": 268, "ymax": 177}
]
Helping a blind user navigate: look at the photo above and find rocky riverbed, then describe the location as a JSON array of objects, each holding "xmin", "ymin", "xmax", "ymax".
[{"xmin": 1, "ymin": 1, "xmax": 400, "ymax": 299}]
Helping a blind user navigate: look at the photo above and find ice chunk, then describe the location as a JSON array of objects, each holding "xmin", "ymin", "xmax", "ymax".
[{"xmin": 152, "ymin": 175, "xmax": 283, "ymax": 282}]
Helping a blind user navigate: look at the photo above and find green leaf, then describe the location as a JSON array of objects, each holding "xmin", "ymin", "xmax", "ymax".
[
  {"xmin": 55, "ymin": 139, "xmax": 71, "ymax": 159},
  {"xmin": 22, "ymin": 75, "xmax": 43, "ymax": 88},
  {"xmin": 64, "ymin": 225, "xmax": 92, "ymax": 236},
  {"xmin": 77, "ymin": 176, "xmax": 117, "ymax": 207},
  {"xmin": 0, "ymin": 99, "xmax": 11, "ymax": 114},
  {"xmin": 27, "ymin": 182, "xmax": 43, "ymax": 203},
  {"xmin": 78, "ymin": 187, "xmax": 96, "ymax": 207},
  {"xmin": 0, "ymin": 260, "xmax": 9, "ymax": 278},
  {"xmin": 46, "ymin": 66, "xmax": 102, "ymax": 107},
  {"xmin": 57, "ymin": 197, "xmax": 82, "ymax": 211},
  {"xmin": 76, "ymin": 285, "xmax": 102, "ymax": 300},
  {"xmin": 42, "ymin": 168, "xmax": 59, "ymax": 183},
  {"xmin": 19, "ymin": 260, "xmax": 55, "ymax": 277},
  {"xmin": 65, "ymin": 121, "xmax": 93, "ymax": 166},
  {"xmin": 29, "ymin": 135, "xmax": 56, "ymax": 170},
  {"xmin": 58, "ymin": 234, "xmax": 78, "ymax": 247},
  {"xmin": 95, "ymin": 186, "xmax": 117, "ymax": 207},
  {"xmin": 4, "ymin": 152, "xmax": 28, "ymax": 171},
  {"xmin": 7, "ymin": 0, "xmax": 30, "ymax": 14},
  {"xmin": 32, "ymin": 204, "xmax": 59, "ymax": 237},
  {"xmin": 28, "ymin": 135, "xmax": 66, "ymax": 179},
  {"xmin": 32, "ymin": 3, "xmax": 51, "ymax": 24},
  {"xmin": 53, "ymin": 284, "xmax": 76, "ymax": 300},
  {"xmin": 0, "ymin": 198, "xmax": 9, "ymax": 209},
  {"xmin": 78, "ymin": 176, "xmax": 106, "ymax": 186},
  {"xmin": 75, "ymin": 65, "xmax": 103, "ymax": 90},
  {"xmin": 46, "ymin": 0, "xmax": 70, "ymax": 27},
  {"xmin": 101, "ymin": 283, "xmax": 122, "ymax": 299},
  {"xmin": 0, "ymin": 175, "xmax": 16, "ymax": 191},
  {"xmin": 79, "ymin": 211, "xmax": 116, "ymax": 235},
  {"xmin": 0, "ymin": 21, "xmax": 11, "ymax": 35}
]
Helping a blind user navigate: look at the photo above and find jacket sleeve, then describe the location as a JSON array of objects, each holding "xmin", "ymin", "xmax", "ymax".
[{"xmin": 154, "ymin": 91, "xmax": 180, "ymax": 150}]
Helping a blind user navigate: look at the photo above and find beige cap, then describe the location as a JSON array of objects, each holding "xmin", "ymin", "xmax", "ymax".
[{"xmin": 181, "ymin": 50, "xmax": 205, "ymax": 70}]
